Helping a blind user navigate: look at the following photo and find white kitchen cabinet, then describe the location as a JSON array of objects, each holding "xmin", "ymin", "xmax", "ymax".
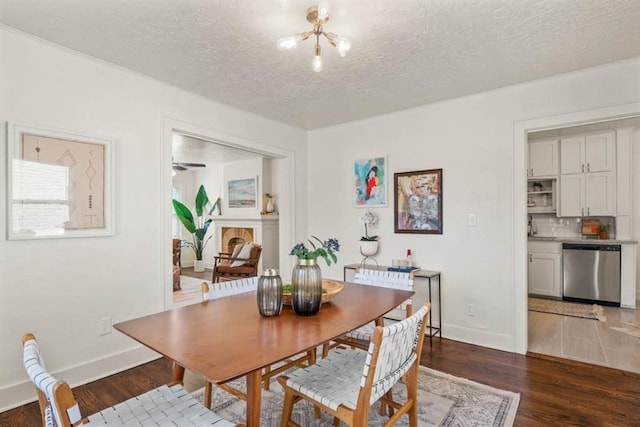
[
  {"xmin": 528, "ymin": 242, "xmax": 561, "ymax": 298},
  {"xmin": 527, "ymin": 139, "xmax": 558, "ymax": 177},
  {"xmin": 560, "ymin": 131, "xmax": 615, "ymax": 174},
  {"xmin": 559, "ymin": 172, "xmax": 616, "ymax": 217}
]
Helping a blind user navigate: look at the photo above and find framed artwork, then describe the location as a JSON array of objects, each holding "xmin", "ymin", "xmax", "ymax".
[
  {"xmin": 227, "ymin": 177, "xmax": 257, "ymax": 208},
  {"xmin": 6, "ymin": 123, "xmax": 113, "ymax": 240},
  {"xmin": 394, "ymin": 169, "xmax": 443, "ymax": 234},
  {"xmin": 353, "ymin": 156, "xmax": 387, "ymax": 207}
]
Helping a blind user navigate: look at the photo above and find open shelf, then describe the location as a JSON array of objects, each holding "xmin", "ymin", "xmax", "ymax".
[{"xmin": 527, "ymin": 178, "xmax": 557, "ymax": 214}]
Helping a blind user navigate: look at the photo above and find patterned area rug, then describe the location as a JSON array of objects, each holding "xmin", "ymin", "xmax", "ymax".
[
  {"xmin": 528, "ymin": 297, "xmax": 606, "ymax": 321},
  {"xmin": 193, "ymin": 365, "xmax": 520, "ymax": 426}
]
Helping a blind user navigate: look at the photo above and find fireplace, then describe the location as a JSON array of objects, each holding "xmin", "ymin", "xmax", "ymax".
[
  {"xmin": 221, "ymin": 227, "xmax": 254, "ymax": 253},
  {"xmin": 214, "ymin": 216, "xmax": 279, "ymax": 274}
]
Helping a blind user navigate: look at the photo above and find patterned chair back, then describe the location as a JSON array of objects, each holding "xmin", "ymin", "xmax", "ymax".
[
  {"xmin": 362, "ymin": 304, "xmax": 429, "ymax": 405},
  {"xmin": 354, "ymin": 268, "xmax": 413, "ymax": 314},
  {"xmin": 23, "ymin": 334, "xmax": 81, "ymax": 427},
  {"xmin": 202, "ymin": 276, "xmax": 259, "ymax": 301}
]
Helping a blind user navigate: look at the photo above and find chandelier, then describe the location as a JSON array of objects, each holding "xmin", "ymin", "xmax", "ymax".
[{"xmin": 277, "ymin": 2, "xmax": 351, "ymax": 72}]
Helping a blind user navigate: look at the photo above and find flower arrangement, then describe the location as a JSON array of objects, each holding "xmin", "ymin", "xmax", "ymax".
[
  {"xmin": 360, "ymin": 211, "xmax": 379, "ymax": 241},
  {"xmin": 290, "ymin": 236, "xmax": 340, "ymax": 266}
]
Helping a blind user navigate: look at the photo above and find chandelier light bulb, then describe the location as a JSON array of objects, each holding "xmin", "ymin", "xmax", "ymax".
[
  {"xmin": 335, "ymin": 37, "xmax": 351, "ymax": 57},
  {"xmin": 277, "ymin": 35, "xmax": 302, "ymax": 50},
  {"xmin": 312, "ymin": 55, "xmax": 323, "ymax": 72},
  {"xmin": 317, "ymin": 1, "xmax": 330, "ymax": 21}
]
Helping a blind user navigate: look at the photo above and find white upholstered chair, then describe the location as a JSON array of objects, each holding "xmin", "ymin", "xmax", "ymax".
[
  {"xmin": 323, "ymin": 269, "xmax": 414, "ymax": 356},
  {"xmin": 200, "ymin": 277, "xmax": 315, "ymax": 408},
  {"xmin": 22, "ymin": 333, "xmax": 234, "ymax": 427},
  {"xmin": 278, "ymin": 303, "xmax": 430, "ymax": 427}
]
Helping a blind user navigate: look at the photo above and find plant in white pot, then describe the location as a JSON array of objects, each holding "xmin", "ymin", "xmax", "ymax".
[
  {"xmin": 359, "ymin": 211, "xmax": 379, "ymax": 256},
  {"xmin": 172, "ymin": 185, "xmax": 219, "ymax": 272}
]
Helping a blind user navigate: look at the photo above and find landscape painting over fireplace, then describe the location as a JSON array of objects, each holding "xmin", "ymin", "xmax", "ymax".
[{"xmin": 227, "ymin": 177, "xmax": 257, "ymax": 208}]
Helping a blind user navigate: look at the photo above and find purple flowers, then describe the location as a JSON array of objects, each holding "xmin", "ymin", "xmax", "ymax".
[{"xmin": 290, "ymin": 236, "xmax": 340, "ymax": 266}]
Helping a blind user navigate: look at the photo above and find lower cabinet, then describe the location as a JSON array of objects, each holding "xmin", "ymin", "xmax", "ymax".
[{"xmin": 528, "ymin": 242, "xmax": 562, "ymax": 298}]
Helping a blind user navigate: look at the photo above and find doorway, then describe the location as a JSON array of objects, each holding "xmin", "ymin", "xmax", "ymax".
[
  {"xmin": 163, "ymin": 118, "xmax": 296, "ymax": 309},
  {"xmin": 525, "ymin": 117, "xmax": 640, "ymax": 373},
  {"xmin": 513, "ymin": 102, "xmax": 640, "ymax": 356}
]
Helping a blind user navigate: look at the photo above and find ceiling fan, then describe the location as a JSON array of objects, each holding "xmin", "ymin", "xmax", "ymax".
[{"xmin": 172, "ymin": 161, "xmax": 206, "ymax": 171}]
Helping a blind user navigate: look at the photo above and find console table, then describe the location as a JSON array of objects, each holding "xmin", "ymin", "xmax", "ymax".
[{"xmin": 343, "ymin": 264, "xmax": 442, "ymax": 346}]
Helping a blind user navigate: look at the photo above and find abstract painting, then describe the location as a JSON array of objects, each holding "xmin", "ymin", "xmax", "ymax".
[
  {"xmin": 394, "ymin": 169, "xmax": 443, "ymax": 234},
  {"xmin": 353, "ymin": 156, "xmax": 387, "ymax": 207}
]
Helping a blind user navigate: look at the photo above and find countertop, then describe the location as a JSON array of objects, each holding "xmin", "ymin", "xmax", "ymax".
[{"xmin": 528, "ymin": 236, "xmax": 637, "ymax": 244}]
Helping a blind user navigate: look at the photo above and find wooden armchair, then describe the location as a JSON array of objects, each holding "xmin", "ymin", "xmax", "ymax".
[{"xmin": 211, "ymin": 243, "xmax": 262, "ymax": 283}]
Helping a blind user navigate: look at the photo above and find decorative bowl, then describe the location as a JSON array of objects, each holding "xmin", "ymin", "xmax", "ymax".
[{"xmin": 282, "ymin": 280, "xmax": 344, "ymax": 305}]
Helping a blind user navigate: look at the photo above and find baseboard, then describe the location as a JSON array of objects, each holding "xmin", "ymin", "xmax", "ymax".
[
  {"xmin": 0, "ymin": 345, "xmax": 161, "ymax": 413},
  {"xmin": 442, "ymin": 324, "xmax": 516, "ymax": 353}
]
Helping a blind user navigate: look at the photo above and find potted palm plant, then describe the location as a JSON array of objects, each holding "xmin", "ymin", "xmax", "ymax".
[{"xmin": 172, "ymin": 185, "xmax": 219, "ymax": 272}]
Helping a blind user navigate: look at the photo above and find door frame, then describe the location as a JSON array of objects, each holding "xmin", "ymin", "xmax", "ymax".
[
  {"xmin": 513, "ymin": 101, "xmax": 640, "ymax": 354},
  {"xmin": 162, "ymin": 117, "xmax": 297, "ymax": 309}
]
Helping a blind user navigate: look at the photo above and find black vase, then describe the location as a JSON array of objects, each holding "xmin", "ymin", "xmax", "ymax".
[{"xmin": 291, "ymin": 259, "xmax": 322, "ymax": 316}]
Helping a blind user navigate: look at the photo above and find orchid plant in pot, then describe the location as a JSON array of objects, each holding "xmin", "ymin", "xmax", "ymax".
[
  {"xmin": 172, "ymin": 185, "xmax": 219, "ymax": 272},
  {"xmin": 359, "ymin": 211, "xmax": 379, "ymax": 256}
]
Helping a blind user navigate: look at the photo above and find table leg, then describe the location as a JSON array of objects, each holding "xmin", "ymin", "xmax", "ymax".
[
  {"xmin": 245, "ymin": 369, "xmax": 262, "ymax": 427},
  {"xmin": 428, "ymin": 278, "xmax": 433, "ymax": 347}
]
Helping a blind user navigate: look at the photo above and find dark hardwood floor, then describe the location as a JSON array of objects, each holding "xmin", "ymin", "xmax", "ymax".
[
  {"xmin": 3, "ymin": 338, "xmax": 639, "ymax": 426},
  {"xmin": 181, "ymin": 266, "xmax": 213, "ymax": 280}
]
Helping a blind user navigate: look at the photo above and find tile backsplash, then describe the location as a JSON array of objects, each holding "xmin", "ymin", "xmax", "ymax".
[{"xmin": 529, "ymin": 215, "xmax": 615, "ymax": 239}]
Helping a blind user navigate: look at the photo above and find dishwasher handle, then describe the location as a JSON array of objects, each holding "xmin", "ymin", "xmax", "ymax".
[{"xmin": 562, "ymin": 243, "xmax": 621, "ymax": 252}]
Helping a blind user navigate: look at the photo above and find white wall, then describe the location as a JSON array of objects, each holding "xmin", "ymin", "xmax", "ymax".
[
  {"xmin": 307, "ymin": 57, "xmax": 640, "ymax": 352},
  {"xmin": 0, "ymin": 26, "xmax": 307, "ymax": 410}
]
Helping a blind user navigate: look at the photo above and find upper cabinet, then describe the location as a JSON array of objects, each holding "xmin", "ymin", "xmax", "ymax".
[
  {"xmin": 558, "ymin": 130, "xmax": 617, "ymax": 217},
  {"xmin": 528, "ymin": 139, "xmax": 558, "ymax": 177},
  {"xmin": 560, "ymin": 131, "xmax": 615, "ymax": 174}
]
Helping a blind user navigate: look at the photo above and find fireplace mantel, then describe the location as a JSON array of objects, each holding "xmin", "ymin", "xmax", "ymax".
[{"xmin": 213, "ymin": 215, "xmax": 279, "ymax": 273}]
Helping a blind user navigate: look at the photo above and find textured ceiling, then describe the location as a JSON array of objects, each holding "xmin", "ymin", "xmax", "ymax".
[{"xmin": 2, "ymin": 1, "xmax": 640, "ymax": 129}]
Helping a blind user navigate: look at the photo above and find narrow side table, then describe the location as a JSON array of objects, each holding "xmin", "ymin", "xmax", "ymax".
[{"xmin": 343, "ymin": 264, "xmax": 442, "ymax": 347}]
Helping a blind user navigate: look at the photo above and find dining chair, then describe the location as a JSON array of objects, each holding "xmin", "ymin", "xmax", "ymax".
[
  {"xmin": 22, "ymin": 333, "xmax": 235, "ymax": 426},
  {"xmin": 278, "ymin": 303, "xmax": 430, "ymax": 427},
  {"xmin": 323, "ymin": 269, "xmax": 414, "ymax": 356},
  {"xmin": 200, "ymin": 277, "xmax": 315, "ymax": 409}
]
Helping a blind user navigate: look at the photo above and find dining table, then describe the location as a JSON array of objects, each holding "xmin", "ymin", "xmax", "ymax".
[{"xmin": 114, "ymin": 281, "xmax": 414, "ymax": 427}]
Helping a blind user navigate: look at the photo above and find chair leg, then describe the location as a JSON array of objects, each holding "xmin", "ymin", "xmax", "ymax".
[
  {"xmin": 322, "ymin": 342, "xmax": 330, "ymax": 358},
  {"xmin": 405, "ymin": 367, "xmax": 419, "ymax": 427},
  {"xmin": 280, "ymin": 386, "xmax": 296, "ymax": 427},
  {"xmin": 380, "ymin": 390, "xmax": 394, "ymax": 416},
  {"xmin": 263, "ymin": 366, "xmax": 271, "ymax": 391},
  {"xmin": 204, "ymin": 381, "xmax": 213, "ymax": 409}
]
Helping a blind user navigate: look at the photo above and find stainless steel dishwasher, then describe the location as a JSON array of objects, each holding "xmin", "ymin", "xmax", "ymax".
[{"xmin": 562, "ymin": 243, "xmax": 621, "ymax": 306}]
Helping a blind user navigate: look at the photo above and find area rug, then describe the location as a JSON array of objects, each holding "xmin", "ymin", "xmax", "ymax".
[
  {"xmin": 528, "ymin": 297, "xmax": 606, "ymax": 321},
  {"xmin": 611, "ymin": 321, "xmax": 640, "ymax": 339},
  {"xmin": 193, "ymin": 365, "xmax": 520, "ymax": 426}
]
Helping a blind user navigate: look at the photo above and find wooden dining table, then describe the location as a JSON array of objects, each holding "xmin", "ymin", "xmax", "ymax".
[{"xmin": 114, "ymin": 281, "xmax": 414, "ymax": 427}]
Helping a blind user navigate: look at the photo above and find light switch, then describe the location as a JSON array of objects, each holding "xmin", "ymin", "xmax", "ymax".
[{"xmin": 467, "ymin": 213, "xmax": 477, "ymax": 227}]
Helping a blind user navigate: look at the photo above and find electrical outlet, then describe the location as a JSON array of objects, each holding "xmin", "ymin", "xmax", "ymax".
[
  {"xmin": 467, "ymin": 213, "xmax": 477, "ymax": 227},
  {"xmin": 465, "ymin": 304, "xmax": 475, "ymax": 316},
  {"xmin": 99, "ymin": 317, "xmax": 112, "ymax": 335}
]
